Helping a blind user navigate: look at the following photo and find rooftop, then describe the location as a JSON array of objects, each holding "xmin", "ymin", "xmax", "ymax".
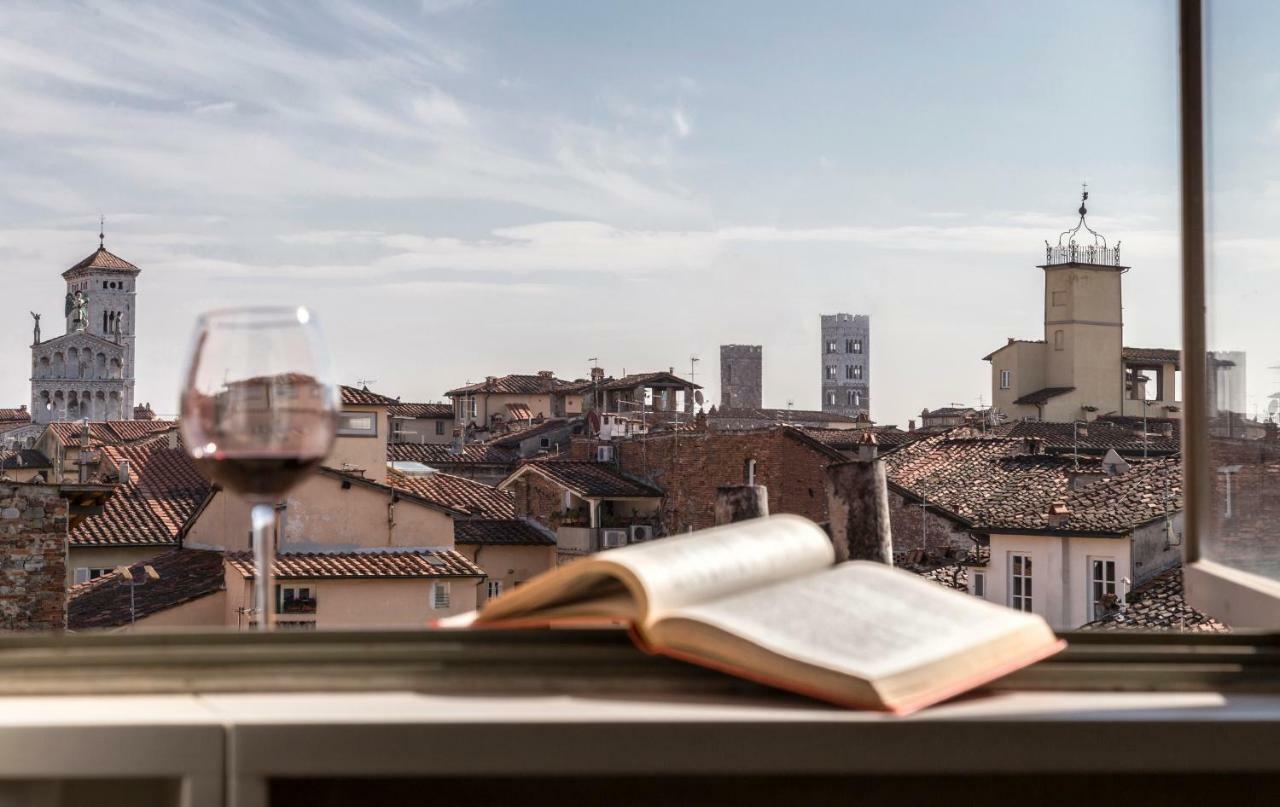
[
  {"xmin": 1012, "ymin": 387, "xmax": 1076, "ymax": 406},
  {"xmin": 446, "ymin": 373, "xmax": 577, "ymax": 397},
  {"xmin": 389, "ymin": 402, "xmax": 452, "ymax": 419},
  {"xmin": 597, "ymin": 371, "xmax": 700, "ymax": 391},
  {"xmin": 226, "ymin": 548, "xmax": 484, "ymax": 580},
  {"xmin": 505, "ymin": 459, "xmax": 663, "ymax": 499},
  {"xmin": 340, "ymin": 385, "xmax": 399, "ymax": 407},
  {"xmin": 386, "ymin": 468, "xmax": 515, "ymax": 519},
  {"xmin": 68, "ymin": 548, "xmax": 225, "ymax": 630},
  {"xmin": 61, "ymin": 245, "xmax": 140, "ymax": 279},
  {"xmin": 388, "ymin": 442, "xmax": 519, "ymax": 466},
  {"xmin": 453, "ymin": 518, "xmax": 557, "ymax": 546},
  {"xmin": 1122, "ymin": 347, "xmax": 1182, "ymax": 366},
  {"xmin": 43, "ymin": 420, "xmax": 177, "ymax": 449},
  {"xmin": 709, "ymin": 406, "xmax": 859, "ymax": 424},
  {"xmin": 1082, "ymin": 567, "xmax": 1227, "ymax": 633},
  {"xmin": 72, "ymin": 439, "xmax": 212, "ymax": 548}
]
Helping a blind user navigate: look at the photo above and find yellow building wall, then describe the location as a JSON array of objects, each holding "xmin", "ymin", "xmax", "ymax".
[
  {"xmin": 68, "ymin": 545, "xmax": 171, "ymax": 589},
  {"xmin": 328, "ymin": 404, "xmax": 389, "ymax": 483},
  {"xmin": 185, "ymin": 472, "xmax": 456, "ymax": 553},
  {"xmin": 130, "ymin": 590, "xmax": 227, "ymax": 631},
  {"xmin": 457, "ymin": 543, "xmax": 556, "ymax": 606}
]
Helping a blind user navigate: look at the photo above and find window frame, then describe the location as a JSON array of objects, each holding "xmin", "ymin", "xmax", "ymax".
[
  {"xmin": 1088, "ymin": 557, "xmax": 1117, "ymax": 621},
  {"xmin": 432, "ymin": 581, "xmax": 451, "ymax": 610},
  {"xmin": 337, "ymin": 410, "xmax": 378, "ymax": 437},
  {"xmin": 1177, "ymin": 0, "xmax": 1280, "ymax": 627},
  {"xmin": 1000, "ymin": 369, "xmax": 1011, "ymax": 390},
  {"xmin": 1009, "ymin": 552, "xmax": 1032, "ymax": 612}
]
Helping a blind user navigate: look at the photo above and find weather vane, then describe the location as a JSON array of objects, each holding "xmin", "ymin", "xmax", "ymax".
[{"xmin": 99, "ymin": 215, "xmax": 105, "ymax": 248}]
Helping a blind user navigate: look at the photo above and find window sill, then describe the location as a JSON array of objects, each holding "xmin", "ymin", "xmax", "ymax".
[{"xmin": 6, "ymin": 629, "xmax": 1280, "ymax": 804}]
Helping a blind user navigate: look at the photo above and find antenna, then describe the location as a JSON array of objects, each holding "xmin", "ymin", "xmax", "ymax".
[
  {"xmin": 689, "ymin": 355, "xmax": 700, "ymax": 384},
  {"xmin": 355, "ymin": 377, "xmax": 378, "ymax": 390}
]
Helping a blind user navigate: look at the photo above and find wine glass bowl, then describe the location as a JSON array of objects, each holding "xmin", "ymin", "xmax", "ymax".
[
  {"xmin": 180, "ymin": 307, "xmax": 339, "ymax": 496},
  {"xmin": 179, "ymin": 306, "xmax": 339, "ymax": 630}
]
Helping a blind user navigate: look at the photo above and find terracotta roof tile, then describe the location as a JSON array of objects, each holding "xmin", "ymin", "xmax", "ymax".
[
  {"xmin": 44, "ymin": 420, "xmax": 177, "ymax": 448},
  {"xmin": 996, "ymin": 420, "xmax": 1180, "ymax": 456},
  {"xmin": 446, "ymin": 373, "xmax": 577, "ymax": 396},
  {"xmin": 72, "ymin": 440, "xmax": 212, "ymax": 547},
  {"xmin": 68, "ymin": 549, "xmax": 225, "ymax": 629},
  {"xmin": 597, "ymin": 371, "xmax": 700, "ymax": 391},
  {"xmin": 340, "ymin": 385, "xmax": 399, "ymax": 406},
  {"xmin": 1082, "ymin": 567, "xmax": 1227, "ymax": 632},
  {"xmin": 389, "ymin": 402, "xmax": 452, "ymax": 418},
  {"xmin": 509, "ymin": 460, "xmax": 662, "ymax": 498},
  {"xmin": 454, "ymin": 519, "xmax": 557, "ymax": 546},
  {"xmin": 0, "ymin": 408, "xmax": 31, "ymax": 424},
  {"xmin": 62, "ymin": 246, "xmax": 140, "ymax": 278},
  {"xmin": 0, "ymin": 449, "xmax": 52, "ymax": 470},
  {"xmin": 1012, "ymin": 386, "xmax": 1075, "ymax": 405},
  {"xmin": 1122, "ymin": 347, "xmax": 1181, "ymax": 365},
  {"xmin": 388, "ymin": 442, "xmax": 518, "ymax": 466},
  {"xmin": 386, "ymin": 468, "xmax": 515, "ymax": 518},
  {"xmin": 226, "ymin": 549, "xmax": 484, "ymax": 579}
]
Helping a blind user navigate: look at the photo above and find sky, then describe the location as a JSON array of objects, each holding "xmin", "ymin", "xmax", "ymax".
[{"xmin": 0, "ymin": 0, "xmax": 1224, "ymax": 426}]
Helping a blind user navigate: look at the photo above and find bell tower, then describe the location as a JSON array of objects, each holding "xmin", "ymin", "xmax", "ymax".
[
  {"xmin": 1040, "ymin": 187, "xmax": 1126, "ymax": 412},
  {"xmin": 30, "ymin": 223, "xmax": 141, "ymax": 424}
]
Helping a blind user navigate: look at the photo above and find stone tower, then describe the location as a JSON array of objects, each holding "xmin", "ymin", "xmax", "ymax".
[
  {"xmin": 820, "ymin": 313, "xmax": 870, "ymax": 418},
  {"xmin": 720, "ymin": 345, "xmax": 763, "ymax": 409},
  {"xmin": 30, "ymin": 233, "xmax": 140, "ymax": 424}
]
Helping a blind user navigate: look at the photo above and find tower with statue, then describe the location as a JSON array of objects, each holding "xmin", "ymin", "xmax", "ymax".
[{"xmin": 29, "ymin": 224, "xmax": 140, "ymax": 424}]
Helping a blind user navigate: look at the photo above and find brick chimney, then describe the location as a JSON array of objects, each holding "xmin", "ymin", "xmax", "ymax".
[
  {"xmin": 0, "ymin": 482, "xmax": 86, "ymax": 630},
  {"xmin": 1047, "ymin": 501, "xmax": 1070, "ymax": 529},
  {"xmin": 590, "ymin": 367, "xmax": 605, "ymax": 383},
  {"xmin": 908, "ymin": 419, "xmax": 916, "ymax": 432},
  {"xmin": 537, "ymin": 370, "xmax": 554, "ymax": 379}
]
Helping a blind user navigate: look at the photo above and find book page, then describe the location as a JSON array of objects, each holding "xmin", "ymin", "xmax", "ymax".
[
  {"xmin": 657, "ymin": 561, "xmax": 1047, "ymax": 682},
  {"xmin": 475, "ymin": 515, "xmax": 833, "ymax": 627},
  {"xmin": 608, "ymin": 515, "xmax": 836, "ymax": 624}
]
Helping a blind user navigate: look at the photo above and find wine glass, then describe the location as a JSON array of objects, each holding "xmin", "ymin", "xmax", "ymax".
[{"xmin": 179, "ymin": 307, "xmax": 339, "ymax": 630}]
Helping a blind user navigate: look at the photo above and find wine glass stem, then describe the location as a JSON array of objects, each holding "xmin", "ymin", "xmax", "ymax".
[{"xmin": 251, "ymin": 503, "xmax": 276, "ymax": 631}]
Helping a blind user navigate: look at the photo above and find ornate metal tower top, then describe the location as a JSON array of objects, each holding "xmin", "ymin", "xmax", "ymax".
[{"xmin": 1043, "ymin": 184, "xmax": 1122, "ymax": 266}]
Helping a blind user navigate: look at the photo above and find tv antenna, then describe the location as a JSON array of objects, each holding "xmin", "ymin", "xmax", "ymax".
[
  {"xmin": 689, "ymin": 355, "xmax": 699, "ymax": 384},
  {"xmin": 355, "ymin": 377, "xmax": 378, "ymax": 390}
]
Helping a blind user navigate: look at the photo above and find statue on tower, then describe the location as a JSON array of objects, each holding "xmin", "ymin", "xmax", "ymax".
[
  {"xmin": 69, "ymin": 290, "xmax": 89, "ymax": 332},
  {"xmin": 30, "ymin": 312, "xmax": 40, "ymax": 345}
]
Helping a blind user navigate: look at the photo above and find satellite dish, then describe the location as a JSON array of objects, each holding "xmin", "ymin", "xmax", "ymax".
[{"xmin": 694, "ymin": 390, "xmax": 704, "ymax": 406}]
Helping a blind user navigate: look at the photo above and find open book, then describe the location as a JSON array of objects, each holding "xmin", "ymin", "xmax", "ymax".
[{"xmin": 462, "ymin": 515, "xmax": 1064, "ymax": 714}]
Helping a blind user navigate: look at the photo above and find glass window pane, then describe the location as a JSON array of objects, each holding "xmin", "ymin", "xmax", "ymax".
[{"xmin": 1203, "ymin": 2, "xmax": 1280, "ymax": 580}]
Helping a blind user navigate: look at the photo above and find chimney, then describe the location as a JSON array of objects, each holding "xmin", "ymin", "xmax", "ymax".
[
  {"xmin": 591, "ymin": 367, "xmax": 605, "ymax": 383},
  {"xmin": 1023, "ymin": 437, "xmax": 1043, "ymax": 455},
  {"xmin": 857, "ymin": 430, "xmax": 878, "ymax": 461},
  {"xmin": 1161, "ymin": 422, "xmax": 1175, "ymax": 438},
  {"xmin": 1068, "ymin": 468, "xmax": 1105, "ymax": 491},
  {"xmin": 669, "ymin": 366, "xmax": 675, "ymax": 374},
  {"xmin": 1047, "ymin": 501, "xmax": 1070, "ymax": 529},
  {"xmin": 117, "ymin": 459, "xmax": 131, "ymax": 483},
  {"xmin": 485, "ymin": 375, "xmax": 497, "ymax": 386},
  {"xmin": 908, "ymin": 419, "xmax": 916, "ymax": 432},
  {"xmin": 537, "ymin": 370, "xmax": 554, "ymax": 379},
  {"xmin": 79, "ymin": 420, "xmax": 91, "ymax": 450},
  {"xmin": 167, "ymin": 431, "xmax": 179, "ymax": 450},
  {"xmin": 450, "ymin": 427, "xmax": 465, "ymax": 456},
  {"xmin": 18, "ymin": 405, "xmax": 25, "ymax": 413}
]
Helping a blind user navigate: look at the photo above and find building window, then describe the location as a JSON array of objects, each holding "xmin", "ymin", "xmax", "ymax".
[
  {"xmin": 973, "ymin": 571, "xmax": 986, "ymax": 598},
  {"xmin": 852, "ymin": 339, "xmax": 863, "ymax": 354},
  {"xmin": 826, "ymin": 392, "xmax": 837, "ymax": 406},
  {"xmin": 486, "ymin": 580, "xmax": 504, "ymax": 600},
  {"xmin": 1089, "ymin": 558, "xmax": 1117, "ymax": 620},
  {"xmin": 539, "ymin": 437, "xmax": 551, "ymax": 448},
  {"xmin": 1051, "ymin": 290, "xmax": 1066, "ymax": 306},
  {"xmin": 846, "ymin": 390, "xmax": 859, "ymax": 407},
  {"xmin": 825, "ymin": 340, "xmax": 837, "ymax": 354},
  {"xmin": 1009, "ymin": 553, "xmax": 1032, "ymax": 612},
  {"xmin": 1000, "ymin": 369, "xmax": 1011, "ymax": 389},
  {"xmin": 852, "ymin": 365, "xmax": 863, "ymax": 380},
  {"xmin": 432, "ymin": 582, "xmax": 451, "ymax": 610},
  {"xmin": 1054, "ymin": 330, "xmax": 1064, "ymax": 351},
  {"xmin": 435, "ymin": 420, "xmax": 445, "ymax": 435},
  {"xmin": 276, "ymin": 585, "xmax": 317, "ymax": 615},
  {"xmin": 337, "ymin": 411, "xmax": 377, "ymax": 437},
  {"xmin": 73, "ymin": 567, "xmax": 114, "ymax": 584},
  {"xmin": 844, "ymin": 338, "xmax": 853, "ymax": 353},
  {"xmin": 744, "ymin": 458, "xmax": 756, "ymax": 486},
  {"xmin": 824, "ymin": 366, "xmax": 836, "ymax": 380}
]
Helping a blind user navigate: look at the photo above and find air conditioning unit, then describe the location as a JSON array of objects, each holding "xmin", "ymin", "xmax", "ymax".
[
  {"xmin": 596, "ymin": 445, "xmax": 615, "ymax": 462},
  {"xmin": 600, "ymin": 529, "xmax": 628, "ymax": 549},
  {"xmin": 629, "ymin": 524, "xmax": 654, "ymax": 542}
]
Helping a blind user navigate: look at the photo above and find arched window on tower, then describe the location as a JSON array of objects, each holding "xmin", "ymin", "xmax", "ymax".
[{"xmin": 96, "ymin": 352, "xmax": 106, "ymax": 379}]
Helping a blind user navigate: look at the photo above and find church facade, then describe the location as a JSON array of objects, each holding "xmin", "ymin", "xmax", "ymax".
[{"xmin": 30, "ymin": 239, "xmax": 140, "ymax": 425}]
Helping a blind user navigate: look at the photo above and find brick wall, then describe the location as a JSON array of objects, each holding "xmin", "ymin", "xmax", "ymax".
[
  {"xmin": 612, "ymin": 429, "xmax": 834, "ymax": 534},
  {"xmin": 886, "ymin": 489, "xmax": 974, "ymax": 556},
  {"xmin": 507, "ymin": 471, "xmax": 568, "ymax": 526},
  {"xmin": 0, "ymin": 483, "xmax": 69, "ymax": 630}
]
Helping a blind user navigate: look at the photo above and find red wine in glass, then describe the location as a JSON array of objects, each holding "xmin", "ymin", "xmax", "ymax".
[{"xmin": 180, "ymin": 308, "xmax": 339, "ymax": 629}]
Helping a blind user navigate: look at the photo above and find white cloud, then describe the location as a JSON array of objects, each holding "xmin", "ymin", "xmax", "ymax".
[{"xmin": 672, "ymin": 108, "xmax": 691, "ymax": 138}]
